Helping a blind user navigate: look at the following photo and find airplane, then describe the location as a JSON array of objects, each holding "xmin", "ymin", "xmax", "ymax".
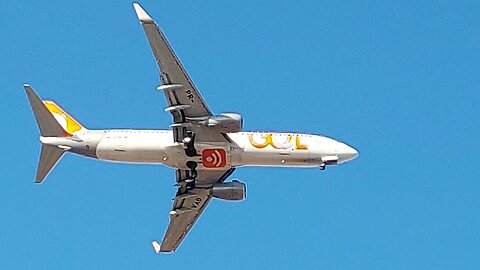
[{"xmin": 24, "ymin": 3, "xmax": 358, "ymax": 253}]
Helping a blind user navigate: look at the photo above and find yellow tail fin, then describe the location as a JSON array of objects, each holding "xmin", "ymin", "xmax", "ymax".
[
  {"xmin": 24, "ymin": 84, "xmax": 74, "ymax": 183},
  {"xmin": 43, "ymin": 101, "xmax": 86, "ymax": 135}
]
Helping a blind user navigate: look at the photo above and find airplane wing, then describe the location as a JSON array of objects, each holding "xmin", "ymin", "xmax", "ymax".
[
  {"xmin": 134, "ymin": 4, "xmax": 237, "ymax": 253},
  {"xmin": 153, "ymin": 168, "xmax": 235, "ymax": 253},
  {"xmin": 133, "ymin": 3, "xmax": 227, "ymax": 143}
]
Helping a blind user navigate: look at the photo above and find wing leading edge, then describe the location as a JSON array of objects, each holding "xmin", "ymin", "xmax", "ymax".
[
  {"xmin": 133, "ymin": 3, "xmax": 230, "ymax": 143},
  {"xmin": 133, "ymin": 3, "xmax": 211, "ymax": 118}
]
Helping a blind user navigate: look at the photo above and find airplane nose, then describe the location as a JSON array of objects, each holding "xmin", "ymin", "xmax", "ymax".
[
  {"xmin": 345, "ymin": 145, "xmax": 359, "ymax": 160},
  {"xmin": 338, "ymin": 143, "xmax": 359, "ymax": 163}
]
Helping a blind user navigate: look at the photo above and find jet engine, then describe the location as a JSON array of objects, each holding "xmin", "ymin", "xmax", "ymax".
[
  {"xmin": 194, "ymin": 113, "xmax": 243, "ymax": 133},
  {"xmin": 212, "ymin": 180, "xmax": 246, "ymax": 201}
]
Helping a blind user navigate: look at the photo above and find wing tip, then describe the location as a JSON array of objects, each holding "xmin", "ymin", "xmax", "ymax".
[
  {"xmin": 133, "ymin": 3, "xmax": 154, "ymax": 23},
  {"xmin": 24, "ymin": 83, "xmax": 33, "ymax": 93},
  {"xmin": 152, "ymin": 240, "xmax": 161, "ymax": 253},
  {"xmin": 152, "ymin": 240, "xmax": 174, "ymax": 254}
]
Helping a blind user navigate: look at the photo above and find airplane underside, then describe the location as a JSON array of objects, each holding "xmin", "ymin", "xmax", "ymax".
[{"xmin": 24, "ymin": 3, "xmax": 358, "ymax": 253}]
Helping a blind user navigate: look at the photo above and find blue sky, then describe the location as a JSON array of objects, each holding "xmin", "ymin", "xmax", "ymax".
[{"xmin": 1, "ymin": 0, "xmax": 479, "ymax": 269}]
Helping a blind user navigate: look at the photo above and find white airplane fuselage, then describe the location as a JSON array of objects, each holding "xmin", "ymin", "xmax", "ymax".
[{"xmin": 40, "ymin": 129, "xmax": 358, "ymax": 170}]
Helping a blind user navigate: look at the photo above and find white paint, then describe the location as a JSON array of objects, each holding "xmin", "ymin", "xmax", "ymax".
[{"xmin": 92, "ymin": 130, "xmax": 358, "ymax": 170}]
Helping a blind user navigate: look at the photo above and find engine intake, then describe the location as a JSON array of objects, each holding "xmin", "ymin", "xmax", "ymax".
[{"xmin": 212, "ymin": 180, "xmax": 246, "ymax": 201}]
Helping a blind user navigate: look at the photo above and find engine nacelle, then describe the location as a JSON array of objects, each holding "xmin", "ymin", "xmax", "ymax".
[
  {"xmin": 212, "ymin": 180, "xmax": 246, "ymax": 201},
  {"xmin": 201, "ymin": 113, "xmax": 243, "ymax": 133}
]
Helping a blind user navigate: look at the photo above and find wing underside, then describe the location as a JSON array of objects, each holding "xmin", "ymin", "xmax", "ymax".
[
  {"xmin": 154, "ymin": 169, "xmax": 235, "ymax": 253},
  {"xmin": 154, "ymin": 187, "xmax": 212, "ymax": 253},
  {"xmin": 133, "ymin": 3, "xmax": 210, "ymax": 117},
  {"xmin": 133, "ymin": 3, "xmax": 230, "ymax": 144}
]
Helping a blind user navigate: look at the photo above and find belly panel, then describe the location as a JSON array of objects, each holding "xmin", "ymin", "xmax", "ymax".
[{"xmin": 96, "ymin": 131, "xmax": 169, "ymax": 163}]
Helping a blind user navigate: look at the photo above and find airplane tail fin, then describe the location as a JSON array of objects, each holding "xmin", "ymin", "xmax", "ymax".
[
  {"xmin": 42, "ymin": 100, "xmax": 87, "ymax": 135},
  {"xmin": 24, "ymin": 84, "xmax": 86, "ymax": 183}
]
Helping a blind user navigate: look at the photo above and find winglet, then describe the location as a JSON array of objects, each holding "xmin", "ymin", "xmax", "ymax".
[
  {"xmin": 133, "ymin": 3, "xmax": 154, "ymax": 23},
  {"xmin": 151, "ymin": 240, "xmax": 162, "ymax": 253}
]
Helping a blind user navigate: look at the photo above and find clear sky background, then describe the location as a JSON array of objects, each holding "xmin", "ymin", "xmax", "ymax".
[{"xmin": 1, "ymin": 0, "xmax": 479, "ymax": 269}]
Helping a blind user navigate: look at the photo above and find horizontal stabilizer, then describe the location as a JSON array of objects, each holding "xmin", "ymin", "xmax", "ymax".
[
  {"xmin": 24, "ymin": 84, "xmax": 65, "ymax": 137},
  {"xmin": 36, "ymin": 144, "xmax": 65, "ymax": 183}
]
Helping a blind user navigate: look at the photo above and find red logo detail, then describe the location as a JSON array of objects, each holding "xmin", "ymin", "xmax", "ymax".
[{"xmin": 202, "ymin": 149, "xmax": 227, "ymax": 168}]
